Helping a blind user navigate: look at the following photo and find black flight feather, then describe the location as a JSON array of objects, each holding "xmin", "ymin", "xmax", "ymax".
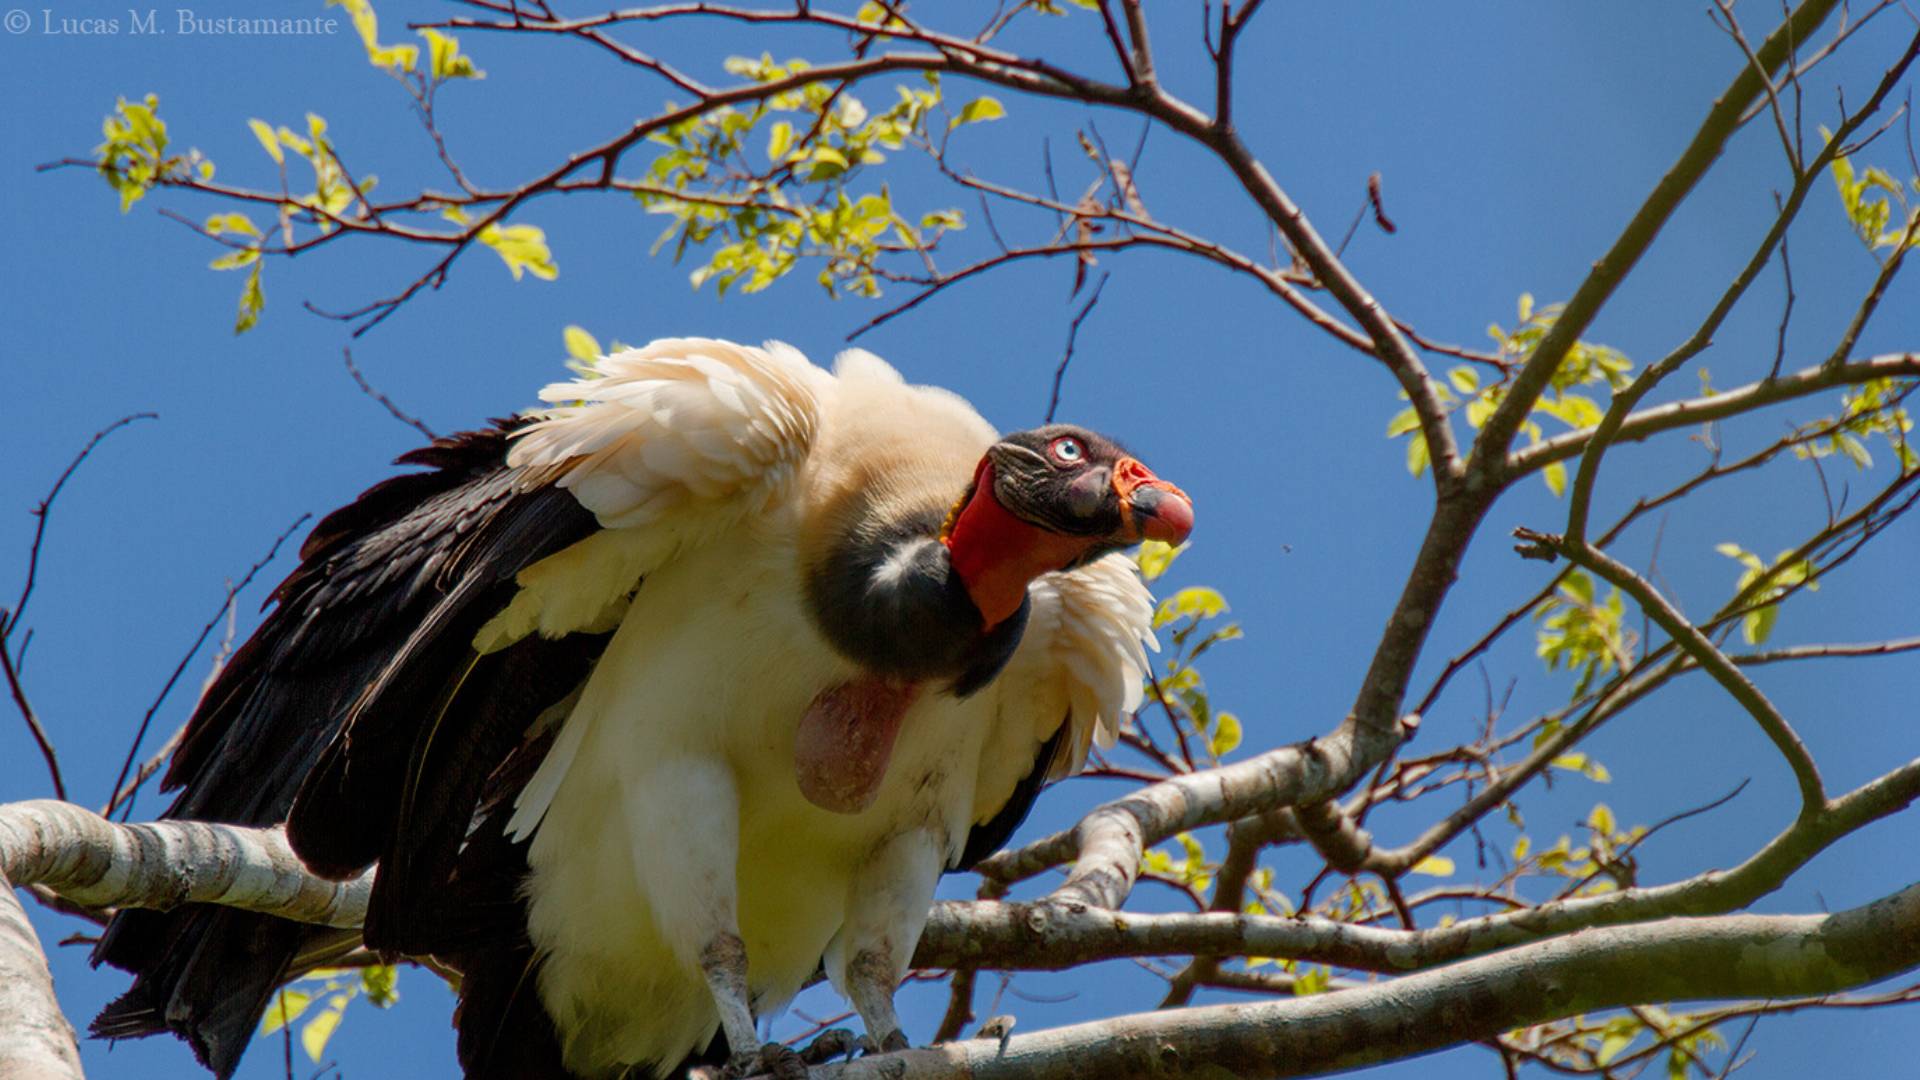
[
  {"xmin": 90, "ymin": 421, "xmax": 605, "ymax": 1078},
  {"xmin": 952, "ymin": 721, "xmax": 1071, "ymax": 872}
]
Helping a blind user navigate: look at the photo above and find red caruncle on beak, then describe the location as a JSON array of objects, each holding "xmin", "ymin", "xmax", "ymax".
[{"xmin": 1112, "ymin": 456, "xmax": 1194, "ymax": 545}]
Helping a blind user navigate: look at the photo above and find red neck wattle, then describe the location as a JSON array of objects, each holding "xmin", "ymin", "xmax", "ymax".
[{"xmin": 943, "ymin": 462, "xmax": 1091, "ymax": 629}]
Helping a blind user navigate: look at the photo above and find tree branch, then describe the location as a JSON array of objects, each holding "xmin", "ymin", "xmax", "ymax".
[
  {"xmin": 0, "ymin": 801, "xmax": 372, "ymax": 927},
  {"xmin": 1506, "ymin": 352, "xmax": 1920, "ymax": 478},
  {"xmin": 828, "ymin": 879, "xmax": 1920, "ymax": 1079},
  {"xmin": 1474, "ymin": 0, "xmax": 1844, "ymax": 466},
  {"xmin": 1519, "ymin": 528, "xmax": 1826, "ymax": 811},
  {"xmin": 0, "ymin": 867, "xmax": 81, "ymax": 1080}
]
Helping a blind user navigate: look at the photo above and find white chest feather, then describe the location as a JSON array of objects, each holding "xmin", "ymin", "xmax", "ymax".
[
  {"xmin": 519, "ymin": 524, "xmax": 999, "ymax": 1076},
  {"xmin": 488, "ymin": 339, "xmax": 1156, "ymax": 1077}
]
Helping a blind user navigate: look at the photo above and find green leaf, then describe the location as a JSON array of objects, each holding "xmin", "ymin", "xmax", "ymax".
[
  {"xmin": 421, "ymin": 27, "xmax": 483, "ymax": 80},
  {"xmin": 1162, "ymin": 587, "xmax": 1227, "ymax": 621},
  {"xmin": 248, "ymin": 119, "xmax": 283, "ymax": 165},
  {"xmin": 300, "ymin": 995, "xmax": 348, "ymax": 1063},
  {"xmin": 951, "ymin": 96, "xmax": 1006, "ymax": 129},
  {"xmin": 205, "ymin": 213, "xmax": 260, "ymax": 238},
  {"xmin": 1549, "ymin": 753, "xmax": 1609, "ymax": 781},
  {"xmin": 1292, "ymin": 966, "xmax": 1330, "ymax": 996},
  {"xmin": 766, "ymin": 120, "xmax": 794, "ymax": 163},
  {"xmin": 480, "ymin": 222, "xmax": 558, "ymax": 281},
  {"xmin": 806, "ymin": 145, "xmax": 850, "ymax": 181},
  {"xmin": 1587, "ymin": 802, "xmax": 1616, "ymax": 836},
  {"xmin": 1597, "ymin": 1026, "xmax": 1638, "ymax": 1065},
  {"xmin": 360, "ymin": 964, "xmax": 400, "ymax": 1008},
  {"xmin": 1135, "ymin": 540, "xmax": 1181, "ymax": 581},
  {"xmin": 1447, "ymin": 366, "xmax": 1479, "ymax": 394},
  {"xmin": 208, "ymin": 248, "xmax": 259, "ymax": 271},
  {"xmin": 1384, "ymin": 406, "xmax": 1421, "ymax": 438},
  {"xmin": 563, "ymin": 325, "xmax": 601, "ymax": 362},
  {"xmin": 1209, "ymin": 712, "xmax": 1242, "ymax": 757},
  {"xmin": 260, "ymin": 989, "xmax": 311, "ymax": 1035},
  {"xmin": 1411, "ymin": 855, "xmax": 1455, "ymax": 877},
  {"xmin": 1405, "ymin": 431, "xmax": 1430, "ymax": 477},
  {"xmin": 234, "ymin": 262, "xmax": 265, "ymax": 335},
  {"xmin": 1542, "ymin": 460, "xmax": 1567, "ymax": 497},
  {"xmin": 329, "ymin": 0, "xmax": 419, "ymax": 72}
]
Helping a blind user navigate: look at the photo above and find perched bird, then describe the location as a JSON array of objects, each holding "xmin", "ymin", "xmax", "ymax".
[{"xmin": 91, "ymin": 338, "xmax": 1193, "ymax": 1079}]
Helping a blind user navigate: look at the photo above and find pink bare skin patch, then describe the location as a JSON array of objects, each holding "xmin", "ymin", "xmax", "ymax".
[{"xmin": 795, "ymin": 678, "xmax": 922, "ymax": 814}]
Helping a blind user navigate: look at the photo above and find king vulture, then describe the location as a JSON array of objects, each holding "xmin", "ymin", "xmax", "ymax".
[{"xmin": 90, "ymin": 338, "xmax": 1194, "ymax": 1079}]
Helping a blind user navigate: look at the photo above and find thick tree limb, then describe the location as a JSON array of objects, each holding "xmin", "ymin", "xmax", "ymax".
[
  {"xmin": 818, "ymin": 880, "xmax": 1920, "ymax": 1079},
  {"xmin": 0, "ymin": 871, "xmax": 81, "ymax": 1080},
  {"xmin": 0, "ymin": 801, "xmax": 371, "ymax": 927},
  {"xmin": 10, "ymin": 793, "xmax": 1920, "ymax": 1079},
  {"xmin": 923, "ymin": 756, "xmax": 1920, "ymax": 975}
]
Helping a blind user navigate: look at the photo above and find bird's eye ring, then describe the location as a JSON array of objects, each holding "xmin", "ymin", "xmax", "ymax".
[{"xmin": 1050, "ymin": 436, "xmax": 1086, "ymax": 465}]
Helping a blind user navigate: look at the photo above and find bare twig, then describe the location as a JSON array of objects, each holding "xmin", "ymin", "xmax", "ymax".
[
  {"xmin": 343, "ymin": 348, "xmax": 438, "ymax": 440},
  {"xmin": 106, "ymin": 513, "xmax": 310, "ymax": 822},
  {"xmin": 3, "ymin": 413, "xmax": 158, "ymax": 801},
  {"xmin": 7, "ymin": 413, "xmax": 157, "ymax": 641},
  {"xmin": 1044, "ymin": 273, "xmax": 1110, "ymax": 423}
]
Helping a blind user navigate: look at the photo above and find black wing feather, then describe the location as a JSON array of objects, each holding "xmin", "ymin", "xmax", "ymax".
[
  {"xmin": 951, "ymin": 721, "xmax": 1071, "ymax": 872},
  {"xmin": 91, "ymin": 421, "xmax": 606, "ymax": 1078}
]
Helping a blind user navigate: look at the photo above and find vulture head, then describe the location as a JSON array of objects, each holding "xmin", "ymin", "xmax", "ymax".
[
  {"xmin": 945, "ymin": 424, "xmax": 1193, "ymax": 628},
  {"xmin": 799, "ymin": 418, "xmax": 1189, "ymax": 815}
]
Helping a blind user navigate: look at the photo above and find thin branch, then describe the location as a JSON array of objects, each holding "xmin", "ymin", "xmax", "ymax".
[
  {"xmin": 1169, "ymin": 124, "xmax": 1462, "ymax": 486},
  {"xmin": 3, "ymin": 412, "xmax": 158, "ymax": 802},
  {"xmin": 1474, "ymin": 0, "xmax": 1848, "ymax": 466},
  {"xmin": 1824, "ymin": 208, "xmax": 1920, "ymax": 370},
  {"xmin": 1117, "ymin": 0, "xmax": 1158, "ymax": 88},
  {"xmin": 1518, "ymin": 527, "xmax": 1825, "ymax": 811},
  {"xmin": 105, "ymin": 513, "xmax": 310, "ymax": 821},
  {"xmin": 1559, "ymin": 31, "xmax": 1918, "ymax": 543},
  {"xmin": 1713, "ymin": 0, "xmax": 1804, "ymax": 174},
  {"xmin": 7, "ymin": 413, "xmax": 157, "ymax": 638},
  {"xmin": 1044, "ymin": 273, "xmax": 1109, "ymax": 423},
  {"xmin": 0, "ymin": 643, "xmax": 65, "ymax": 803},
  {"xmin": 343, "ymin": 348, "xmax": 438, "ymax": 440},
  {"xmin": 1507, "ymin": 352, "xmax": 1920, "ymax": 478}
]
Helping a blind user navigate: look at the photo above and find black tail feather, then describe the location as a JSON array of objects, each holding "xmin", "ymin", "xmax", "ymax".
[
  {"xmin": 88, "ymin": 422, "xmax": 602, "ymax": 1077},
  {"xmin": 90, "ymin": 907, "xmax": 310, "ymax": 1079}
]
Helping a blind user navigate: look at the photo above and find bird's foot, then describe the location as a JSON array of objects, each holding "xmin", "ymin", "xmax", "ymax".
[
  {"xmin": 797, "ymin": 1028, "xmax": 858, "ymax": 1065},
  {"xmin": 721, "ymin": 1041, "xmax": 808, "ymax": 1080},
  {"xmin": 854, "ymin": 1029, "xmax": 911, "ymax": 1056}
]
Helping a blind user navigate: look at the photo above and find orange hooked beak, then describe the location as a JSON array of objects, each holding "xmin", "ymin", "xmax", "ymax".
[{"xmin": 1112, "ymin": 457, "xmax": 1194, "ymax": 545}]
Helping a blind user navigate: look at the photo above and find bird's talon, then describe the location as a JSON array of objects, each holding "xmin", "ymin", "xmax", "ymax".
[
  {"xmin": 722, "ymin": 1042, "xmax": 807, "ymax": 1080},
  {"xmin": 798, "ymin": 1028, "xmax": 856, "ymax": 1065},
  {"xmin": 855, "ymin": 1030, "xmax": 911, "ymax": 1057}
]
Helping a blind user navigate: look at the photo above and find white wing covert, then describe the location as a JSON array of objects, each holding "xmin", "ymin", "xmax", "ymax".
[{"xmin": 476, "ymin": 338, "xmax": 826, "ymax": 653}]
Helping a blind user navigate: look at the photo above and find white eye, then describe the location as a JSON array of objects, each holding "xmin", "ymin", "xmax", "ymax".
[{"xmin": 1051, "ymin": 436, "xmax": 1085, "ymax": 464}]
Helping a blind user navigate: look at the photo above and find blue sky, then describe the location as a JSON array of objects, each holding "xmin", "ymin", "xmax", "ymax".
[{"xmin": 3, "ymin": 3, "xmax": 1918, "ymax": 1078}]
